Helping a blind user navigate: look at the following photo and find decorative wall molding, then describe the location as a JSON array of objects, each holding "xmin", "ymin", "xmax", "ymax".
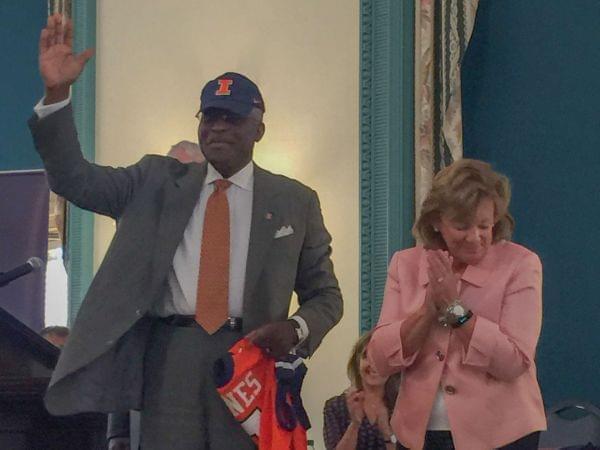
[
  {"xmin": 68, "ymin": 0, "xmax": 96, "ymax": 323},
  {"xmin": 360, "ymin": 0, "xmax": 415, "ymax": 332}
]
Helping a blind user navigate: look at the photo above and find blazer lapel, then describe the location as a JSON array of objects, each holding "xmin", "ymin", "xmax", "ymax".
[
  {"xmin": 153, "ymin": 162, "xmax": 206, "ymax": 279},
  {"xmin": 243, "ymin": 166, "xmax": 279, "ymax": 315}
]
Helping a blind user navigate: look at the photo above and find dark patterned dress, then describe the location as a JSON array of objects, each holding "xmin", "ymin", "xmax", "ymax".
[{"xmin": 323, "ymin": 394, "xmax": 401, "ymax": 450}]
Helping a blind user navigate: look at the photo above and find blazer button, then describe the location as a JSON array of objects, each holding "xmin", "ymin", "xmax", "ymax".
[
  {"xmin": 444, "ymin": 385, "xmax": 456, "ymax": 395},
  {"xmin": 435, "ymin": 350, "xmax": 445, "ymax": 361}
]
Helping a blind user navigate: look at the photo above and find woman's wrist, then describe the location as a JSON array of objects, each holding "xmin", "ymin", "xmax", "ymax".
[
  {"xmin": 420, "ymin": 300, "xmax": 438, "ymax": 321},
  {"xmin": 350, "ymin": 416, "xmax": 362, "ymax": 426}
]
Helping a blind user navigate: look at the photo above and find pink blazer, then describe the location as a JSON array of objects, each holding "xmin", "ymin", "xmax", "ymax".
[{"xmin": 368, "ymin": 242, "xmax": 546, "ymax": 450}]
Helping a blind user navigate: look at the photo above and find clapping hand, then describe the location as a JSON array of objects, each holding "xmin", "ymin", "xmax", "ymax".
[
  {"xmin": 372, "ymin": 402, "xmax": 396, "ymax": 443},
  {"xmin": 345, "ymin": 387, "xmax": 365, "ymax": 425},
  {"xmin": 39, "ymin": 14, "xmax": 94, "ymax": 101},
  {"xmin": 426, "ymin": 250, "xmax": 459, "ymax": 310}
]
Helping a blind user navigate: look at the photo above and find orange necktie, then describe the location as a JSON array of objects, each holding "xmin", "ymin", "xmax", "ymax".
[{"xmin": 195, "ymin": 179, "xmax": 232, "ymax": 334}]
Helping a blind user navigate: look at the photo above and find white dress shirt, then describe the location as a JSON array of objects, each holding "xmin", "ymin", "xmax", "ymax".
[{"xmin": 155, "ymin": 161, "xmax": 253, "ymax": 317}]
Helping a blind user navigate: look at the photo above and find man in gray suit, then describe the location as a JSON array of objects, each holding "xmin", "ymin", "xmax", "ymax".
[{"xmin": 31, "ymin": 14, "xmax": 343, "ymax": 450}]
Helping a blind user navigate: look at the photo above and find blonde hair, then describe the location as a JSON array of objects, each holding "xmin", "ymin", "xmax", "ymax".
[
  {"xmin": 346, "ymin": 330, "xmax": 374, "ymax": 390},
  {"xmin": 346, "ymin": 331, "xmax": 401, "ymax": 410},
  {"xmin": 413, "ymin": 158, "xmax": 514, "ymax": 249}
]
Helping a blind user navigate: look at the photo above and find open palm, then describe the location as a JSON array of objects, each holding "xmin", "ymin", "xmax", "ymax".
[{"xmin": 39, "ymin": 14, "xmax": 93, "ymax": 89}]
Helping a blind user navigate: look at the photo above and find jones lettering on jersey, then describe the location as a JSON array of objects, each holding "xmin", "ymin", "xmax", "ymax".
[
  {"xmin": 223, "ymin": 392, "xmax": 246, "ymax": 415},
  {"xmin": 245, "ymin": 372, "xmax": 262, "ymax": 398},
  {"xmin": 223, "ymin": 371, "xmax": 263, "ymax": 415}
]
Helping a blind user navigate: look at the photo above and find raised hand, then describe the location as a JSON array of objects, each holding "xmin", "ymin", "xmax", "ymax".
[{"xmin": 39, "ymin": 14, "xmax": 94, "ymax": 102}]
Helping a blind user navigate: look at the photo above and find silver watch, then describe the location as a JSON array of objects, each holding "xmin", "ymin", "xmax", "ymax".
[{"xmin": 439, "ymin": 299, "xmax": 470, "ymax": 327}]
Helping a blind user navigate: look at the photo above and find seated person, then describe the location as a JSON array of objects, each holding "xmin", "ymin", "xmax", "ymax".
[{"xmin": 323, "ymin": 331, "xmax": 401, "ymax": 449}]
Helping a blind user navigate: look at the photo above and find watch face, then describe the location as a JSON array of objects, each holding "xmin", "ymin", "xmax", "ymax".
[{"xmin": 449, "ymin": 304, "xmax": 465, "ymax": 317}]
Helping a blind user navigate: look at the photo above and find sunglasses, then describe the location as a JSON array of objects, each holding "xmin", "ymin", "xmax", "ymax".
[{"xmin": 197, "ymin": 109, "xmax": 251, "ymax": 126}]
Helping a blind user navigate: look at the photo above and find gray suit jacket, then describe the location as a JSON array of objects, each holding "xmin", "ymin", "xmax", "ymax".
[{"xmin": 29, "ymin": 105, "xmax": 343, "ymax": 415}]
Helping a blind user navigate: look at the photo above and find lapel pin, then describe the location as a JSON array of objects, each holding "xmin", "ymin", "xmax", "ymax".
[{"xmin": 265, "ymin": 212, "xmax": 273, "ymax": 220}]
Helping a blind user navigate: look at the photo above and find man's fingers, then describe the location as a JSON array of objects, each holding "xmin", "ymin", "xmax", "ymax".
[
  {"xmin": 65, "ymin": 19, "xmax": 74, "ymax": 48},
  {"xmin": 47, "ymin": 14, "xmax": 58, "ymax": 46},
  {"xmin": 246, "ymin": 327, "xmax": 269, "ymax": 346},
  {"xmin": 45, "ymin": 17, "xmax": 54, "ymax": 47},
  {"xmin": 47, "ymin": 13, "xmax": 67, "ymax": 46},
  {"xmin": 76, "ymin": 48, "xmax": 95, "ymax": 66},
  {"xmin": 55, "ymin": 16, "xmax": 65, "ymax": 45},
  {"xmin": 39, "ymin": 29, "xmax": 50, "ymax": 54}
]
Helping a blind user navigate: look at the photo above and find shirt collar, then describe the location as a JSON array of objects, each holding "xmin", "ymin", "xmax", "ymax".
[{"xmin": 205, "ymin": 161, "xmax": 254, "ymax": 191}]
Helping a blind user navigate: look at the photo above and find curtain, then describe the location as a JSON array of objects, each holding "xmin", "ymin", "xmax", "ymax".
[{"xmin": 415, "ymin": 0, "xmax": 479, "ymax": 213}]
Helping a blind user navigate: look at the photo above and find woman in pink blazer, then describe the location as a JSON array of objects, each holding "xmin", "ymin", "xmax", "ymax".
[{"xmin": 368, "ymin": 159, "xmax": 546, "ymax": 450}]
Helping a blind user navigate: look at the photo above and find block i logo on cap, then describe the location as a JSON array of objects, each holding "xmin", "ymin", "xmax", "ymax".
[{"xmin": 215, "ymin": 79, "xmax": 233, "ymax": 96}]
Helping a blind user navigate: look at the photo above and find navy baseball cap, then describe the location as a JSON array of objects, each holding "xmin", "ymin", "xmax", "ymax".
[{"xmin": 200, "ymin": 72, "xmax": 265, "ymax": 116}]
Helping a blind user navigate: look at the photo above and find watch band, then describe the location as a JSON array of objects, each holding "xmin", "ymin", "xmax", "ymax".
[{"xmin": 451, "ymin": 309, "xmax": 473, "ymax": 328}]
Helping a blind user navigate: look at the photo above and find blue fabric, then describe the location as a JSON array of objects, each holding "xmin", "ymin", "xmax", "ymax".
[
  {"xmin": 0, "ymin": 170, "xmax": 48, "ymax": 331},
  {"xmin": 275, "ymin": 355, "xmax": 311, "ymax": 431}
]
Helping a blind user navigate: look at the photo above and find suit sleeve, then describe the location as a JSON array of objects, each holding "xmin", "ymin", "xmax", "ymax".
[
  {"xmin": 28, "ymin": 104, "xmax": 150, "ymax": 219},
  {"xmin": 461, "ymin": 252, "xmax": 543, "ymax": 381},
  {"xmin": 292, "ymin": 190, "xmax": 343, "ymax": 357},
  {"xmin": 106, "ymin": 411, "xmax": 130, "ymax": 440}
]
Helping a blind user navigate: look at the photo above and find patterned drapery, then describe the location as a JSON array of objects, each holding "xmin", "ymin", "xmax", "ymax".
[{"xmin": 415, "ymin": 0, "xmax": 479, "ymax": 212}]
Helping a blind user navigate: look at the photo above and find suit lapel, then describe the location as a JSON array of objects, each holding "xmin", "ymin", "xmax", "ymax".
[
  {"xmin": 243, "ymin": 166, "xmax": 279, "ymax": 314},
  {"xmin": 152, "ymin": 162, "xmax": 279, "ymax": 319},
  {"xmin": 153, "ymin": 162, "xmax": 206, "ymax": 279}
]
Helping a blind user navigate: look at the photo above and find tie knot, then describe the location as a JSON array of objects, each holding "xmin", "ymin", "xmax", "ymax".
[{"xmin": 214, "ymin": 179, "xmax": 232, "ymax": 192}]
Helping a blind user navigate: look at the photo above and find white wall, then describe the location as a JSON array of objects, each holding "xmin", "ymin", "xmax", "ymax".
[{"xmin": 95, "ymin": 2, "xmax": 359, "ymax": 447}]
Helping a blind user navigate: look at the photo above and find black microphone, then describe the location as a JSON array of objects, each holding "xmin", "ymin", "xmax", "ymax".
[{"xmin": 0, "ymin": 257, "xmax": 45, "ymax": 287}]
